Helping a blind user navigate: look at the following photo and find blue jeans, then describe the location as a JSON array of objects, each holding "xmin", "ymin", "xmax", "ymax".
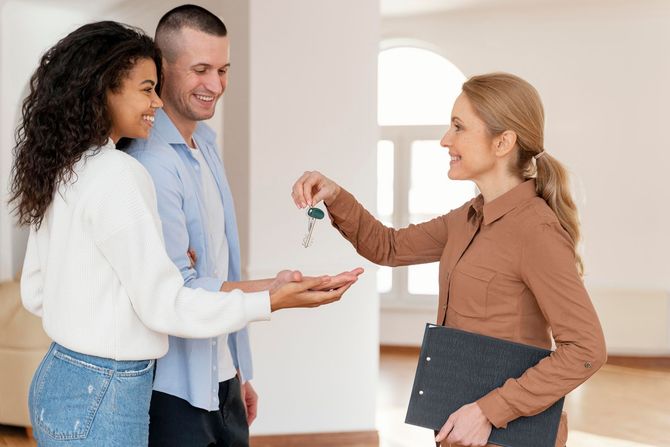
[{"xmin": 29, "ymin": 343, "xmax": 155, "ymax": 446}]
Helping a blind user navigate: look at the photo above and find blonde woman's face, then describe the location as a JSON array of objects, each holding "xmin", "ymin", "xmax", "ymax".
[{"xmin": 440, "ymin": 93, "xmax": 497, "ymax": 182}]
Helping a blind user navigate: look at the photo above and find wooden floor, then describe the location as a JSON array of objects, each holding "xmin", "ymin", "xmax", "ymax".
[
  {"xmin": 378, "ymin": 351, "xmax": 670, "ymax": 447},
  {"xmin": 2, "ymin": 351, "xmax": 670, "ymax": 446}
]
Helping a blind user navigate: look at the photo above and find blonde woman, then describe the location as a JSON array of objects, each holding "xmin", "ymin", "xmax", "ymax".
[{"xmin": 291, "ymin": 73, "xmax": 606, "ymax": 447}]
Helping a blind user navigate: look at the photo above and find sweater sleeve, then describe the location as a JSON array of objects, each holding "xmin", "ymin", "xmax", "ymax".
[
  {"xmin": 476, "ymin": 222, "xmax": 607, "ymax": 428},
  {"xmin": 326, "ymin": 188, "xmax": 449, "ymax": 266},
  {"xmin": 86, "ymin": 159, "xmax": 270, "ymax": 339},
  {"xmin": 20, "ymin": 227, "xmax": 45, "ymax": 317}
]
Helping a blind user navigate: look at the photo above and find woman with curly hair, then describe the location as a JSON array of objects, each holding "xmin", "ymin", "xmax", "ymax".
[
  {"xmin": 9, "ymin": 21, "xmax": 359, "ymax": 446},
  {"xmin": 292, "ymin": 73, "xmax": 606, "ymax": 447}
]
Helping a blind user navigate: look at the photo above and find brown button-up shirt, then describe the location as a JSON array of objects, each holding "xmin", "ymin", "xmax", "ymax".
[{"xmin": 327, "ymin": 180, "xmax": 606, "ymax": 446}]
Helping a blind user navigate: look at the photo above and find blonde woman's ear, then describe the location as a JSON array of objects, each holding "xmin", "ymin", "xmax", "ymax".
[{"xmin": 495, "ymin": 130, "xmax": 517, "ymax": 157}]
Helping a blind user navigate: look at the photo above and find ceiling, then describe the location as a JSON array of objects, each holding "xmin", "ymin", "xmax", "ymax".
[{"xmin": 379, "ymin": 0, "xmax": 569, "ymax": 17}]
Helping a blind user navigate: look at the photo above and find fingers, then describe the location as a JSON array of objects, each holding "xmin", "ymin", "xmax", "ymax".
[
  {"xmin": 435, "ymin": 414, "xmax": 455, "ymax": 442},
  {"xmin": 292, "ymin": 275, "xmax": 330, "ymax": 292},
  {"xmin": 297, "ymin": 268, "xmax": 364, "ymax": 291},
  {"xmin": 291, "ymin": 171, "xmax": 318, "ymax": 208},
  {"xmin": 306, "ymin": 280, "xmax": 355, "ymax": 307},
  {"xmin": 247, "ymin": 403, "xmax": 257, "ymax": 425},
  {"xmin": 291, "ymin": 170, "xmax": 332, "ymax": 208},
  {"xmin": 319, "ymin": 273, "xmax": 357, "ymax": 290},
  {"xmin": 187, "ymin": 248, "xmax": 197, "ymax": 268},
  {"xmin": 244, "ymin": 383, "xmax": 258, "ymax": 426},
  {"xmin": 275, "ymin": 269, "xmax": 303, "ymax": 286},
  {"xmin": 246, "ymin": 396, "xmax": 258, "ymax": 426}
]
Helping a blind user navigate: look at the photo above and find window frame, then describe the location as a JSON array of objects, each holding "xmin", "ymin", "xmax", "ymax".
[{"xmin": 378, "ymin": 124, "xmax": 447, "ymax": 310}]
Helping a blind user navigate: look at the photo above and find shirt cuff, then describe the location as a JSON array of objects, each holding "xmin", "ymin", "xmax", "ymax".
[
  {"xmin": 325, "ymin": 188, "xmax": 355, "ymax": 223},
  {"xmin": 188, "ymin": 276, "xmax": 224, "ymax": 292},
  {"xmin": 243, "ymin": 291, "xmax": 271, "ymax": 323},
  {"xmin": 476, "ymin": 389, "xmax": 519, "ymax": 429}
]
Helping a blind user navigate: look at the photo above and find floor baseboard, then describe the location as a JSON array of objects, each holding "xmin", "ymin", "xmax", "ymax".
[
  {"xmin": 606, "ymin": 355, "xmax": 670, "ymax": 371},
  {"xmin": 250, "ymin": 430, "xmax": 379, "ymax": 447}
]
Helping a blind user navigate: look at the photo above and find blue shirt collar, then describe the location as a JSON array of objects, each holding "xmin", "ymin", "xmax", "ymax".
[{"xmin": 153, "ymin": 108, "xmax": 216, "ymax": 146}]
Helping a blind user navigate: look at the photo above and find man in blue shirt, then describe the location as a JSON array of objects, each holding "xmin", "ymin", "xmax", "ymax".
[{"xmin": 126, "ymin": 5, "xmax": 300, "ymax": 446}]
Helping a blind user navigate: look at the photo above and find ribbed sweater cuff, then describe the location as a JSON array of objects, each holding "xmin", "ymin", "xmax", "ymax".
[{"xmin": 244, "ymin": 291, "xmax": 271, "ymax": 322}]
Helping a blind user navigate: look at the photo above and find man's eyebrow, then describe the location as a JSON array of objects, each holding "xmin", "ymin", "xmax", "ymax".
[{"xmin": 191, "ymin": 63, "xmax": 231, "ymax": 69}]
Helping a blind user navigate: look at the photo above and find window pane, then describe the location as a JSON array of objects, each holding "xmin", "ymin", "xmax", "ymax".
[
  {"xmin": 377, "ymin": 266, "xmax": 392, "ymax": 294},
  {"xmin": 377, "ymin": 140, "xmax": 394, "ymax": 217},
  {"xmin": 378, "ymin": 47, "xmax": 465, "ymax": 126},
  {"xmin": 409, "ymin": 140, "xmax": 476, "ymax": 216},
  {"xmin": 408, "ymin": 263, "xmax": 439, "ymax": 295}
]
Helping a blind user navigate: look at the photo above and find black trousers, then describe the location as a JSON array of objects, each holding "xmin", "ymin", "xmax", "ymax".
[{"xmin": 148, "ymin": 376, "xmax": 249, "ymax": 447}]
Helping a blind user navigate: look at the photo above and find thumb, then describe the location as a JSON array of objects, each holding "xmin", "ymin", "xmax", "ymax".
[{"xmin": 435, "ymin": 415, "xmax": 455, "ymax": 442}]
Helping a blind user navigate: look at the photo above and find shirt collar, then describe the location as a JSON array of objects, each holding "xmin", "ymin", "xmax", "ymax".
[
  {"xmin": 469, "ymin": 179, "xmax": 538, "ymax": 225},
  {"xmin": 153, "ymin": 108, "xmax": 217, "ymax": 146}
]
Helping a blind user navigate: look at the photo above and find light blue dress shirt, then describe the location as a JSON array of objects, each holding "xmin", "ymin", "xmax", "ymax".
[{"xmin": 126, "ymin": 109, "xmax": 252, "ymax": 411}]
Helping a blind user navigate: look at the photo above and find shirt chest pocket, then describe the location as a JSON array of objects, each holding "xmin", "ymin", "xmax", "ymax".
[{"xmin": 449, "ymin": 262, "xmax": 497, "ymax": 318}]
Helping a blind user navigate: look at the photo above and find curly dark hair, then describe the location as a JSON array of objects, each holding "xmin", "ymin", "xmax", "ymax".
[{"xmin": 8, "ymin": 21, "xmax": 161, "ymax": 228}]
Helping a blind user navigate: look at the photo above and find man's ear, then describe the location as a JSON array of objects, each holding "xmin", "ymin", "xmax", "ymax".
[{"xmin": 494, "ymin": 130, "xmax": 517, "ymax": 157}]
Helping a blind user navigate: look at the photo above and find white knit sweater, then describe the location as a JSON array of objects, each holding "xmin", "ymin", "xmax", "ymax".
[{"xmin": 21, "ymin": 140, "xmax": 270, "ymax": 360}]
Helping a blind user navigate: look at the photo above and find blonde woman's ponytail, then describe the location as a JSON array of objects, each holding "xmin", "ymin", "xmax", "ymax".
[
  {"xmin": 463, "ymin": 73, "xmax": 583, "ymax": 275},
  {"xmin": 534, "ymin": 152, "xmax": 583, "ymax": 275}
]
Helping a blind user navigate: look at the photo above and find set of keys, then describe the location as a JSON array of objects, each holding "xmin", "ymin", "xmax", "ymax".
[{"xmin": 302, "ymin": 207, "xmax": 325, "ymax": 248}]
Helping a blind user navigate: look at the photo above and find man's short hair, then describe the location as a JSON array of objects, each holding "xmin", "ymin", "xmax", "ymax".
[{"xmin": 156, "ymin": 4, "xmax": 227, "ymax": 61}]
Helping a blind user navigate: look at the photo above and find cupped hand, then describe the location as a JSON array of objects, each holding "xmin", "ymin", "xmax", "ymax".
[
  {"xmin": 291, "ymin": 170, "xmax": 341, "ymax": 208},
  {"xmin": 307, "ymin": 268, "xmax": 364, "ymax": 291},
  {"xmin": 269, "ymin": 274, "xmax": 359, "ymax": 311}
]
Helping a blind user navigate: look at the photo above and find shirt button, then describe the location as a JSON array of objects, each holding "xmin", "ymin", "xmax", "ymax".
[
  {"xmin": 213, "ymin": 366, "xmax": 217, "ymax": 371},
  {"xmin": 442, "ymin": 305, "xmax": 447, "ymax": 310},
  {"xmin": 211, "ymin": 340, "xmax": 216, "ymax": 346},
  {"xmin": 584, "ymin": 362, "xmax": 592, "ymax": 369}
]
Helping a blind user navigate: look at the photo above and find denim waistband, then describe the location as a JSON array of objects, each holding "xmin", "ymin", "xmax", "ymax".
[{"xmin": 51, "ymin": 342, "xmax": 154, "ymax": 374}]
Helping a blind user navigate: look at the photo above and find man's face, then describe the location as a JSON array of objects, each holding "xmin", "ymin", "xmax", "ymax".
[{"xmin": 160, "ymin": 27, "xmax": 230, "ymax": 125}]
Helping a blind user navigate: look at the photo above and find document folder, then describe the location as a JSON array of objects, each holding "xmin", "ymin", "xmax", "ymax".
[{"xmin": 405, "ymin": 324, "xmax": 564, "ymax": 447}]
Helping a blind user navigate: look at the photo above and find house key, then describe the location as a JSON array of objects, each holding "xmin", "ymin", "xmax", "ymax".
[{"xmin": 302, "ymin": 207, "xmax": 325, "ymax": 248}]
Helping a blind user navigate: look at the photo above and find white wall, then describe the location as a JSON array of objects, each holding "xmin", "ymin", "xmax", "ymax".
[
  {"xmin": 379, "ymin": 0, "xmax": 670, "ymax": 353},
  {"xmin": 0, "ymin": 1, "xmax": 96, "ymax": 280},
  {"xmin": 222, "ymin": 0, "xmax": 380, "ymax": 434}
]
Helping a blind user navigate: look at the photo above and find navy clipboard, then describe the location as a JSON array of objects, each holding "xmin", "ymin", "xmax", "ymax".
[{"xmin": 405, "ymin": 324, "xmax": 564, "ymax": 447}]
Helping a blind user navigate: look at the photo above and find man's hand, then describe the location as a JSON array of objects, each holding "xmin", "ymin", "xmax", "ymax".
[
  {"xmin": 268, "ymin": 272, "xmax": 360, "ymax": 311},
  {"xmin": 240, "ymin": 381, "xmax": 258, "ymax": 426},
  {"xmin": 435, "ymin": 402, "xmax": 492, "ymax": 446},
  {"xmin": 187, "ymin": 248, "xmax": 197, "ymax": 268},
  {"xmin": 306, "ymin": 268, "xmax": 364, "ymax": 291},
  {"xmin": 269, "ymin": 270, "xmax": 303, "ymax": 292},
  {"xmin": 291, "ymin": 170, "xmax": 341, "ymax": 208}
]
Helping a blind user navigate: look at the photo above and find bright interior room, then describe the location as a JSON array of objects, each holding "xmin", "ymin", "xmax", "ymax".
[{"xmin": 0, "ymin": 0, "xmax": 669, "ymax": 447}]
